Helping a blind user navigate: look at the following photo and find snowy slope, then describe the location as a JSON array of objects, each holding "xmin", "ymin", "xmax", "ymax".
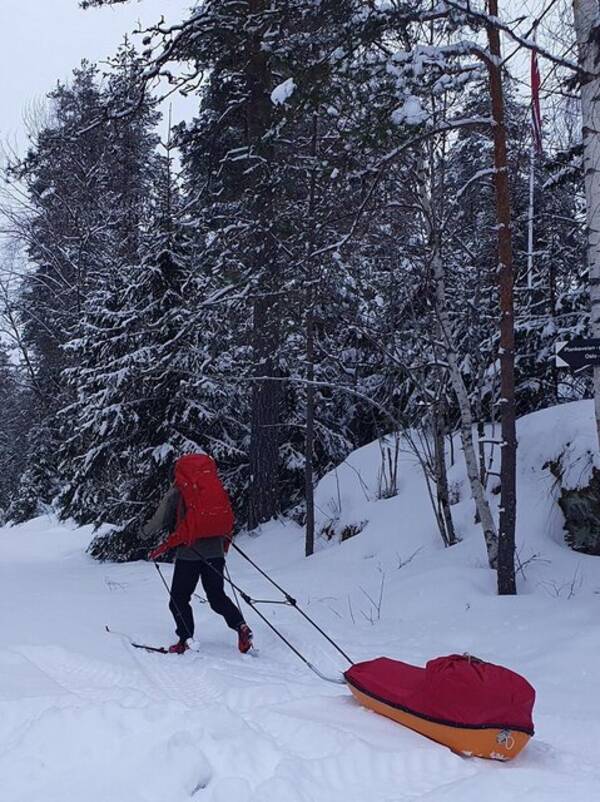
[{"xmin": 2, "ymin": 401, "xmax": 600, "ymax": 801}]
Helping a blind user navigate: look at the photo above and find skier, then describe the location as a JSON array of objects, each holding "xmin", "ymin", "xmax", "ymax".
[{"xmin": 143, "ymin": 454, "xmax": 253, "ymax": 655}]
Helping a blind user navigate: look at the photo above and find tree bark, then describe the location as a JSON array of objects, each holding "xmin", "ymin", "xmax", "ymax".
[
  {"xmin": 304, "ymin": 112, "xmax": 319, "ymax": 557},
  {"xmin": 432, "ymin": 401, "xmax": 458, "ymax": 547},
  {"xmin": 247, "ymin": 0, "xmax": 281, "ymax": 529},
  {"xmin": 249, "ymin": 296, "xmax": 282, "ymax": 529},
  {"xmin": 487, "ymin": 0, "xmax": 517, "ymax": 595},
  {"xmin": 432, "ymin": 245, "xmax": 499, "ymax": 567},
  {"xmin": 417, "ymin": 158, "xmax": 497, "ymax": 566},
  {"xmin": 573, "ymin": 0, "xmax": 600, "ymax": 449},
  {"xmin": 304, "ymin": 310, "xmax": 316, "ymax": 556}
]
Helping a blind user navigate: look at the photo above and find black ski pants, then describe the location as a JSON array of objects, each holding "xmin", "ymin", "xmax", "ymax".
[{"xmin": 169, "ymin": 557, "xmax": 244, "ymax": 641}]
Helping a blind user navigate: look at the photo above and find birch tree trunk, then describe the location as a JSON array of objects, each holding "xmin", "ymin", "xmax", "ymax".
[
  {"xmin": 432, "ymin": 400, "xmax": 458, "ymax": 547},
  {"xmin": 432, "ymin": 244, "xmax": 499, "ymax": 567},
  {"xmin": 573, "ymin": 0, "xmax": 600, "ymax": 450},
  {"xmin": 417, "ymin": 156, "xmax": 498, "ymax": 567}
]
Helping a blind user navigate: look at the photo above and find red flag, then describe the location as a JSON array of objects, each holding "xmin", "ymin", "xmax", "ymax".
[{"xmin": 531, "ymin": 45, "xmax": 543, "ymax": 154}]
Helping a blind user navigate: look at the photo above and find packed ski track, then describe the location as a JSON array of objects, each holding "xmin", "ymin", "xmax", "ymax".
[{"xmin": 3, "ymin": 402, "xmax": 600, "ymax": 801}]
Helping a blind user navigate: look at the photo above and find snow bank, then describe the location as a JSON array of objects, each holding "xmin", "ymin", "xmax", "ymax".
[
  {"xmin": 516, "ymin": 399, "xmax": 599, "ymax": 490},
  {"xmin": 313, "ymin": 400, "xmax": 600, "ymax": 596},
  {"xmin": 0, "ymin": 514, "xmax": 94, "ymax": 562}
]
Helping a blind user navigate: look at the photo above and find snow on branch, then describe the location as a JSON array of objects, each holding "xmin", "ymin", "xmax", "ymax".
[{"xmin": 442, "ymin": 0, "xmax": 580, "ymax": 75}]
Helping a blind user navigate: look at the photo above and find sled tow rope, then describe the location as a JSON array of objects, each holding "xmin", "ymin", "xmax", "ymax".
[{"xmin": 226, "ymin": 539, "xmax": 354, "ymax": 666}]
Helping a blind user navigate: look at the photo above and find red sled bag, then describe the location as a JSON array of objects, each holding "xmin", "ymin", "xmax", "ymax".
[{"xmin": 149, "ymin": 454, "xmax": 234, "ymax": 560}]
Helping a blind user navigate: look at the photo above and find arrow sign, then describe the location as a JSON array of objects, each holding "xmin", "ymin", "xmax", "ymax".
[{"xmin": 555, "ymin": 338, "xmax": 600, "ymax": 370}]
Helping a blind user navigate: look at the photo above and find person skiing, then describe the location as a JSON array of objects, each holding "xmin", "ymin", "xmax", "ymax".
[{"xmin": 143, "ymin": 453, "xmax": 253, "ymax": 655}]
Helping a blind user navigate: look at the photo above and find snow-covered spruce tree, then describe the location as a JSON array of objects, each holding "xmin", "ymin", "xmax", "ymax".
[
  {"xmin": 0, "ymin": 347, "xmax": 28, "ymax": 521},
  {"xmin": 15, "ymin": 62, "xmax": 116, "ymax": 383},
  {"xmin": 103, "ymin": 40, "xmax": 162, "ymax": 264},
  {"xmin": 539, "ymin": 148, "xmax": 589, "ymax": 402},
  {"xmin": 9, "ymin": 51, "xmax": 166, "ymax": 542},
  {"xmin": 265, "ymin": 4, "xmax": 401, "ymax": 549},
  {"xmin": 8, "ymin": 62, "xmax": 116, "ymax": 514},
  {"xmin": 169, "ymin": 1, "xmax": 289, "ymax": 529},
  {"xmin": 56, "ymin": 261, "xmax": 132, "ymax": 532},
  {"xmin": 513, "ymin": 160, "xmax": 586, "ymax": 412},
  {"xmin": 7, "ymin": 417, "xmax": 62, "ymax": 524},
  {"xmin": 58, "ymin": 146, "xmax": 201, "ymax": 560}
]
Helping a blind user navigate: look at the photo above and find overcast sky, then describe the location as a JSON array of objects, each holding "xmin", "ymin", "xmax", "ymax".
[
  {"xmin": 0, "ymin": 0, "xmax": 195, "ymax": 150},
  {"xmin": 0, "ymin": 0, "xmax": 563, "ymax": 156}
]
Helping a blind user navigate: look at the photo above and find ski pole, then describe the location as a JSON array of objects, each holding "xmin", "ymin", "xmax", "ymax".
[
  {"xmin": 226, "ymin": 538, "xmax": 353, "ymax": 665},
  {"xmin": 153, "ymin": 561, "xmax": 194, "ymax": 642},
  {"xmin": 187, "ymin": 543, "xmax": 352, "ymax": 679}
]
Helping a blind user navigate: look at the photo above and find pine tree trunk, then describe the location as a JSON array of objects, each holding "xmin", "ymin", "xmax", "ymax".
[
  {"xmin": 304, "ymin": 112, "xmax": 319, "ymax": 558},
  {"xmin": 305, "ymin": 311, "xmax": 316, "ymax": 556},
  {"xmin": 247, "ymin": 0, "xmax": 281, "ymax": 529},
  {"xmin": 249, "ymin": 295, "xmax": 282, "ymax": 529},
  {"xmin": 573, "ymin": 0, "xmax": 600, "ymax": 450},
  {"xmin": 487, "ymin": 0, "xmax": 517, "ymax": 595}
]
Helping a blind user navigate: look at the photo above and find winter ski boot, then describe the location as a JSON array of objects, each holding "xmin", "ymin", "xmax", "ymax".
[
  {"xmin": 237, "ymin": 623, "xmax": 253, "ymax": 654},
  {"xmin": 168, "ymin": 640, "xmax": 189, "ymax": 655}
]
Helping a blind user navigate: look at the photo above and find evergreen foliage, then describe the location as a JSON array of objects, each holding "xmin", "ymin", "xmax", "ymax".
[{"xmin": 0, "ymin": 2, "xmax": 591, "ymax": 562}]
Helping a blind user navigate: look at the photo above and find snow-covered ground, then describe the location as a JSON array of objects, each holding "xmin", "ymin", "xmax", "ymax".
[{"xmin": 2, "ymin": 401, "xmax": 600, "ymax": 801}]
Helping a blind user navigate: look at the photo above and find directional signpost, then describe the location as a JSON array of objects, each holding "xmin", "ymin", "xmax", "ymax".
[{"xmin": 555, "ymin": 339, "xmax": 600, "ymax": 371}]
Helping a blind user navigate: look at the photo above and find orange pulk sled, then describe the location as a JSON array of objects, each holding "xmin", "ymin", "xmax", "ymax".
[{"xmin": 345, "ymin": 654, "xmax": 535, "ymax": 761}]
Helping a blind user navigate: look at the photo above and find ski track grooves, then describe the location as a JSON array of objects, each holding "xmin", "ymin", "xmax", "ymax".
[
  {"xmin": 14, "ymin": 644, "xmax": 156, "ymax": 704},
  {"xmin": 7, "ymin": 634, "xmax": 600, "ymax": 802},
  {"xmin": 4, "ymin": 640, "xmax": 480, "ymax": 801}
]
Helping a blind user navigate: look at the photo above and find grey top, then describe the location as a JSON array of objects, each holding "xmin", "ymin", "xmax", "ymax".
[{"xmin": 142, "ymin": 485, "xmax": 225, "ymax": 561}]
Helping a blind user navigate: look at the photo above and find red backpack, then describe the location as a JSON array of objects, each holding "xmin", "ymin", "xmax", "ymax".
[{"xmin": 150, "ymin": 454, "xmax": 234, "ymax": 558}]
